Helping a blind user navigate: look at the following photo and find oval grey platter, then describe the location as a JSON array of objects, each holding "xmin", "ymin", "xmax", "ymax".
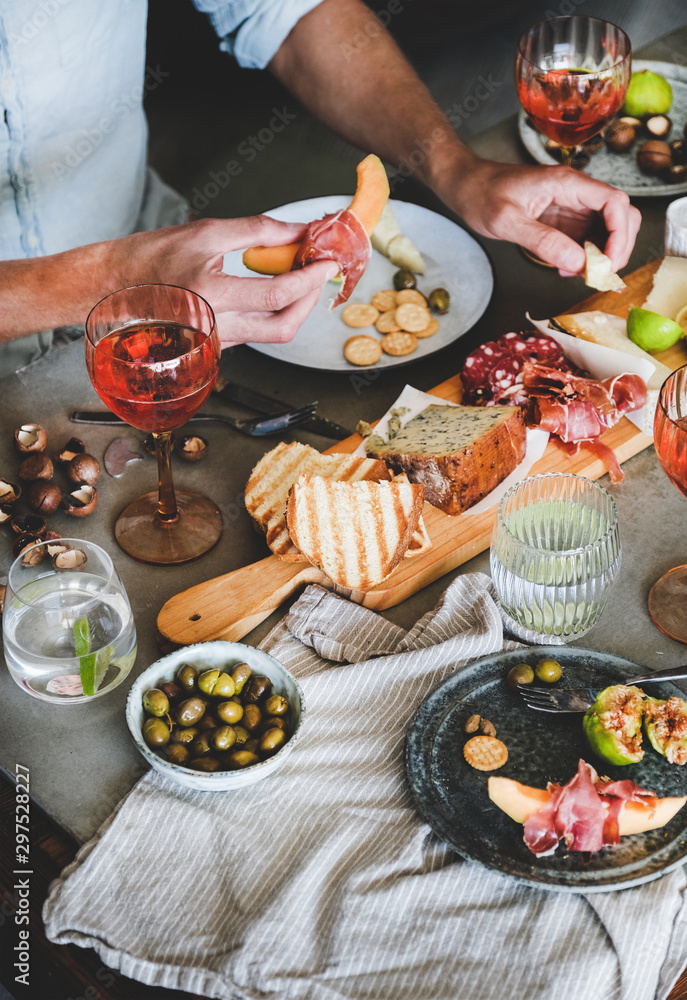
[{"xmin": 404, "ymin": 647, "xmax": 687, "ymax": 893}]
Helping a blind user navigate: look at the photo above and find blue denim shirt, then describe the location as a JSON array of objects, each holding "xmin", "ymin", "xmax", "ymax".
[{"xmin": 0, "ymin": 0, "xmax": 321, "ymax": 370}]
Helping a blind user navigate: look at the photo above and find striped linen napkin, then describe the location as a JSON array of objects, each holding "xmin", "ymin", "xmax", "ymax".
[{"xmin": 44, "ymin": 574, "xmax": 687, "ymax": 1000}]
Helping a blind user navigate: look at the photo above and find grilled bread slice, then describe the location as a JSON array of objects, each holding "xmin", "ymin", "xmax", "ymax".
[
  {"xmin": 286, "ymin": 474, "xmax": 425, "ymax": 590},
  {"xmin": 366, "ymin": 404, "xmax": 526, "ymax": 515},
  {"xmin": 245, "ymin": 441, "xmax": 391, "ymax": 561}
]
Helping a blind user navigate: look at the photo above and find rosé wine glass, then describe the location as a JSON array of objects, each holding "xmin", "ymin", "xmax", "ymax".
[
  {"xmin": 651, "ymin": 364, "xmax": 687, "ymax": 643},
  {"xmin": 516, "ymin": 15, "xmax": 631, "ymax": 166},
  {"xmin": 85, "ymin": 284, "xmax": 222, "ymax": 565}
]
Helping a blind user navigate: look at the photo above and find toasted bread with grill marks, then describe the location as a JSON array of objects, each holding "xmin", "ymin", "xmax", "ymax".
[
  {"xmin": 245, "ymin": 441, "xmax": 392, "ymax": 561},
  {"xmin": 285, "ymin": 474, "xmax": 425, "ymax": 591}
]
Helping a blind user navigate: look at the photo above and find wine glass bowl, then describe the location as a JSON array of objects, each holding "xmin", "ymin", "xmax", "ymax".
[
  {"xmin": 85, "ymin": 284, "xmax": 223, "ymax": 565},
  {"xmin": 650, "ymin": 364, "xmax": 687, "ymax": 643},
  {"xmin": 516, "ymin": 16, "xmax": 632, "ymax": 161}
]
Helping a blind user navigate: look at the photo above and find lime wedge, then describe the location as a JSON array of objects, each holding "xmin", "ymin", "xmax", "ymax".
[
  {"xmin": 627, "ymin": 306, "xmax": 683, "ymax": 352},
  {"xmin": 74, "ymin": 617, "xmax": 112, "ymax": 697}
]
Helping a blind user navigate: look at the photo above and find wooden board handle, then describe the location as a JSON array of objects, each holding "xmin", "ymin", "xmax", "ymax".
[{"xmin": 156, "ymin": 554, "xmax": 327, "ymax": 649}]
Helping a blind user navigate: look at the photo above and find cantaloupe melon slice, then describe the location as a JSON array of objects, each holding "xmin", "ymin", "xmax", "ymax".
[
  {"xmin": 242, "ymin": 154, "xmax": 389, "ymax": 276},
  {"xmin": 488, "ymin": 776, "xmax": 686, "ymax": 836}
]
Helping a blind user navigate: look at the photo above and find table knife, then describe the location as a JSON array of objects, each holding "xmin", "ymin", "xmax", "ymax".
[{"xmin": 213, "ymin": 377, "xmax": 353, "ymax": 440}]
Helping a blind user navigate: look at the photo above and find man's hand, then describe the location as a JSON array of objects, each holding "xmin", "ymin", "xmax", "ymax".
[{"xmin": 445, "ymin": 156, "xmax": 642, "ymax": 276}]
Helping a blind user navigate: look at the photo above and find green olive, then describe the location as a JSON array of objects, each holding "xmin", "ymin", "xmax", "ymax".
[
  {"xmin": 170, "ymin": 726, "xmax": 198, "ymax": 745},
  {"xmin": 506, "ymin": 664, "xmax": 535, "ymax": 689},
  {"xmin": 198, "ymin": 712, "xmax": 217, "ymax": 732},
  {"xmin": 164, "ymin": 743, "xmax": 191, "ymax": 765},
  {"xmin": 227, "ymin": 750, "xmax": 260, "ymax": 770},
  {"xmin": 231, "ymin": 662, "xmax": 252, "ymax": 694},
  {"xmin": 142, "ymin": 687, "xmax": 170, "ymax": 718},
  {"xmin": 428, "ymin": 287, "xmax": 450, "ymax": 314},
  {"xmin": 242, "ymin": 703, "xmax": 263, "ymax": 732},
  {"xmin": 217, "ymin": 700, "xmax": 243, "ymax": 725},
  {"xmin": 143, "ymin": 717, "xmax": 171, "ymax": 749},
  {"xmin": 245, "ymin": 675, "xmax": 272, "ymax": 704},
  {"xmin": 535, "ymin": 657, "xmax": 563, "ymax": 683},
  {"xmin": 212, "ymin": 725, "xmax": 237, "ymax": 752},
  {"xmin": 175, "ymin": 696, "xmax": 206, "ymax": 727},
  {"xmin": 393, "ymin": 267, "xmax": 417, "ymax": 291},
  {"xmin": 260, "ymin": 728, "xmax": 287, "ymax": 754},
  {"xmin": 244, "ymin": 738, "xmax": 260, "ymax": 754},
  {"xmin": 190, "ymin": 732, "xmax": 214, "ymax": 756},
  {"xmin": 198, "ymin": 668, "xmax": 220, "ymax": 695},
  {"xmin": 189, "ymin": 756, "xmax": 221, "ymax": 772},
  {"xmin": 258, "ymin": 715, "xmax": 288, "ymax": 735},
  {"xmin": 264, "ymin": 694, "xmax": 289, "ymax": 716},
  {"xmin": 232, "ymin": 725, "xmax": 251, "ymax": 745},
  {"xmin": 158, "ymin": 681, "xmax": 183, "ymax": 703},
  {"xmin": 176, "ymin": 663, "xmax": 198, "ymax": 693},
  {"xmin": 212, "ymin": 672, "xmax": 236, "ymax": 698}
]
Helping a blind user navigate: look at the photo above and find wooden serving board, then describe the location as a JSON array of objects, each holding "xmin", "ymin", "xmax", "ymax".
[{"xmin": 157, "ymin": 258, "xmax": 687, "ymax": 649}]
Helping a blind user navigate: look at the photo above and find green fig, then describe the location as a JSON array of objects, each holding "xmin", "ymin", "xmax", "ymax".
[
  {"xmin": 582, "ymin": 685, "xmax": 645, "ymax": 765},
  {"xmin": 643, "ymin": 696, "xmax": 687, "ymax": 765},
  {"xmin": 622, "ymin": 70, "xmax": 672, "ymax": 118}
]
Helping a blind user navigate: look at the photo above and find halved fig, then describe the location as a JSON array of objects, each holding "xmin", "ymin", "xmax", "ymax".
[
  {"xmin": 582, "ymin": 684, "xmax": 645, "ymax": 765},
  {"xmin": 14, "ymin": 424, "xmax": 47, "ymax": 453},
  {"xmin": 53, "ymin": 547, "xmax": 87, "ymax": 571},
  {"xmin": 644, "ymin": 697, "xmax": 687, "ymax": 765},
  {"xmin": 61, "ymin": 484, "xmax": 97, "ymax": 517}
]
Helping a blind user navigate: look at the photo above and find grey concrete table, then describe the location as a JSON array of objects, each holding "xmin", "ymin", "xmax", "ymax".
[{"xmin": 1, "ymin": 123, "xmax": 686, "ymax": 844}]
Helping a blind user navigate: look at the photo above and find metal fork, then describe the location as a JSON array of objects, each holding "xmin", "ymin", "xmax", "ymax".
[
  {"xmin": 69, "ymin": 403, "xmax": 318, "ymax": 437},
  {"xmin": 518, "ymin": 663, "xmax": 687, "ymax": 714}
]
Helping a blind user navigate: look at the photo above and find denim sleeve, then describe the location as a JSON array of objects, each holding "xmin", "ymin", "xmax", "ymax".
[{"xmin": 191, "ymin": 0, "xmax": 326, "ymax": 69}]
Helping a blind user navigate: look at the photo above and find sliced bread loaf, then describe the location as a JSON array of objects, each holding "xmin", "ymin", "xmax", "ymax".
[
  {"xmin": 245, "ymin": 441, "xmax": 391, "ymax": 561},
  {"xmin": 285, "ymin": 473, "xmax": 425, "ymax": 590},
  {"xmin": 366, "ymin": 404, "xmax": 526, "ymax": 515}
]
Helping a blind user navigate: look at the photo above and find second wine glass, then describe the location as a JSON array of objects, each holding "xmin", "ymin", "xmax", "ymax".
[{"xmin": 85, "ymin": 283, "xmax": 223, "ymax": 565}]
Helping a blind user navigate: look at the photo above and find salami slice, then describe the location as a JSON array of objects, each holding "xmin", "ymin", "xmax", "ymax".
[
  {"xmin": 498, "ymin": 331, "xmax": 530, "ymax": 355},
  {"xmin": 523, "ymin": 333, "xmax": 565, "ymax": 364},
  {"xmin": 487, "ymin": 355, "xmax": 523, "ymax": 398},
  {"xmin": 460, "ymin": 342, "xmax": 506, "ymax": 392}
]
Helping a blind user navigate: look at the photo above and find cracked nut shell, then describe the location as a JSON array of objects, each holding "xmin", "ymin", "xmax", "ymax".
[
  {"xmin": 55, "ymin": 437, "xmax": 85, "ymax": 464},
  {"xmin": 174, "ymin": 435, "xmax": 209, "ymax": 462},
  {"xmin": 66, "ymin": 453, "xmax": 101, "ymax": 485},
  {"xmin": 18, "ymin": 453, "xmax": 54, "ymax": 482},
  {"xmin": 61, "ymin": 484, "xmax": 98, "ymax": 517},
  {"xmin": 27, "ymin": 480, "xmax": 62, "ymax": 514},
  {"xmin": 11, "ymin": 533, "xmax": 44, "ymax": 564},
  {"xmin": 53, "ymin": 547, "xmax": 87, "ymax": 570},
  {"xmin": 14, "ymin": 424, "xmax": 47, "ymax": 453},
  {"xmin": 0, "ymin": 481, "xmax": 21, "ymax": 505},
  {"xmin": 10, "ymin": 514, "xmax": 47, "ymax": 537}
]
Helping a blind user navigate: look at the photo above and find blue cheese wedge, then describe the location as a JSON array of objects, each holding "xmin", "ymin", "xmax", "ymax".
[{"xmin": 365, "ymin": 404, "xmax": 526, "ymax": 514}]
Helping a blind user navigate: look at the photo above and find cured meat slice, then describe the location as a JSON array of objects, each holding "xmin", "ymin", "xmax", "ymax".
[
  {"xmin": 291, "ymin": 208, "xmax": 371, "ymax": 308},
  {"xmin": 487, "ymin": 355, "xmax": 523, "ymax": 399}
]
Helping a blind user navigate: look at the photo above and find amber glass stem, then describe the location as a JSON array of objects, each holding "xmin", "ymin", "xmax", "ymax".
[
  {"xmin": 559, "ymin": 146, "xmax": 574, "ymax": 166},
  {"xmin": 153, "ymin": 431, "xmax": 179, "ymax": 523}
]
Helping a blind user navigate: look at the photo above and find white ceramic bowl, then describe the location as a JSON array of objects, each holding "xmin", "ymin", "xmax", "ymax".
[{"xmin": 126, "ymin": 641, "xmax": 305, "ymax": 791}]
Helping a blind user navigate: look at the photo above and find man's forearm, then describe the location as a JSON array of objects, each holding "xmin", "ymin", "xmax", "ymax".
[{"xmin": 269, "ymin": 0, "xmax": 477, "ymax": 201}]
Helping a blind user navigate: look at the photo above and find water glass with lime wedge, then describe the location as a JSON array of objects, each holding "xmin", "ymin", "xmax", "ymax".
[{"xmin": 2, "ymin": 538, "xmax": 137, "ymax": 703}]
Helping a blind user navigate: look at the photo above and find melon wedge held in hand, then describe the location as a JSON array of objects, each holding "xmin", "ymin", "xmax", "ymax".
[{"xmin": 242, "ymin": 154, "xmax": 390, "ymax": 306}]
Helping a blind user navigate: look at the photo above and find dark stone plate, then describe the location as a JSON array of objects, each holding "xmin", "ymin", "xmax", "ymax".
[{"xmin": 404, "ymin": 648, "xmax": 687, "ymax": 893}]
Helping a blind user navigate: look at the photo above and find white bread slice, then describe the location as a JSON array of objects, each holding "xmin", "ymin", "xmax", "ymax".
[
  {"xmin": 245, "ymin": 441, "xmax": 392, "ymax": 561},
  {"xmin": 286, "ymin": 474, "xmax": 425, "ymax": 590},
  {"xmin": 555, "ymin": 310, "xmax": 672, "ymax": 435},
  {"xmin": 366, "ymin": 404, "xmax": 526, "ymax": 515},
  {"xmin": 393, "ymin": 473, "xmax": 432, "ymax": 558}
]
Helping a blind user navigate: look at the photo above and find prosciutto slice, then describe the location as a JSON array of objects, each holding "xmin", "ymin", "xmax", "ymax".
[
  {"xmin": 291, "ymin": 208, "xmax": 371, "ymax": 308},
  {"xmin": 523, "ymin": 760, "xmax": 657, "ymax": 857}
]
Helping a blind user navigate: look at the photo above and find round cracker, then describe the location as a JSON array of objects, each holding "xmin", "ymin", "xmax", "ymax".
[
  {"xmin": 341, "ymin": 303, "xmax": 380, "ymax": 328},
  {"xmin": 396, "ymin": 289, "xmax": 427, "ymax": 306},
  {"xmin": 414, "ymin": 316, "xmax": 440, "ymax": 339},
  {"xmin": 375, "ymin": 309, "xmax": 401, "ymax": 333},
  {"xmin": 463, "ymin": 735, "xmax": 508, "ymax": 772},
  {"xmin": 371, "ymin": 289, "xmax": 398, "ymax": 312},
  {"xmin": 344, "ymin": 335, "xmax": 382, "ymax": 366},
  {"xmin": 395, "ymin": 302, "xmax": 431, "ymax": 333},
  {"xmin": 381, "ymin": 331, "xmax": 418, "ymax": 357}
]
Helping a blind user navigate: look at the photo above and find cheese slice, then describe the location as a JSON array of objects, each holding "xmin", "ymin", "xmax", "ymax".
[
  {"xmin": 642, "ymin": 256, "xmax": 687, "ymax": 320},
  {"xmin": 371, "ymin": 202, "xmax": 425, "ymax": 274},
  {"xmin": 584, "ymin": 242, "xmax": 625, "ymax": 292}
]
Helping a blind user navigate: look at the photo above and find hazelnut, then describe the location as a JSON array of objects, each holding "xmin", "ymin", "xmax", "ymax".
[
  {"xmin": 569, "ymin": 147, "xmax": 590, "ymax": 171},
  {"xmin": 55, "ymin": 437, "xmax": 85, "ymax": 464},
  {"xmin": 14, "ymin": 424, "xmax": 47, "ymax": 453},
  {"xmin": 637, "ymin": 140, "xmax": 672, "ymax": 175},
  {"xmin": 617, "ymin": 115, "xmax": 642, "ymax": 129},
  {"xmin": 604, "ymin": 120, "xmax": 637, "ymax": 154},
  {"xmin": 0, "ymin": 480, "xmax": 21, "ymax": 504},
  {"xmin": 10, "ymin": 514, "xmax": 47, "ymax": 538},
  {"xmin": 27, "ymin": 480, "xmax": 62, "ymax": 514},
  {"xmin": 663, "ymin": 163, "xmax": 687, "ymax": 185},
  {"xmin": 18, "ymin": 453, "xmax": 54, "ymax": 482},
  {"xmin": 61, "ymin": 484, "xmax": 97, "ymax": 517},
  {"xmin": 174, "ymin": 435, "xmax": 208, "ymax": 462},
  {"xmin": 479, "ymin": 719, "xmax": 497, "ymax": 737},
  {"xmin": 66, "ymin": 453, "xmax": 101, "ymax": 486},
  {"xmin": 581, "ymin": 133, "xmax": 604, "ymax": 154},
  {"xmin": 643, "ymin": 113, "xmax": 672, "ymax": 140},
  {"xmin": 670, "ymin": 139, "xmax": 687, "ymax": 165}
]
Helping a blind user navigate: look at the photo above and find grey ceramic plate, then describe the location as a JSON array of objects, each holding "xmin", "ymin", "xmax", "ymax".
[
  {"xmin": 405, "ymin": 647, "xmax": 687, "ymax": 893},
  {"xmin": 518, "ymin": 60, "xmax": 687, "ymax": 197}
]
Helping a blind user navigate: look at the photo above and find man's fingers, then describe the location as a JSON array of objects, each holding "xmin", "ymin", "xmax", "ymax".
[
  {"xmin": 216, "ymin": 287, "xmax": 323, "ymax": 346},
  {"xmin": 601, "ymin": 201, "xmax": 642, "ymax": 270},
  {"xmin": 516, "ymin": 215, "xmax": 587, "ymax": 274},
  {"xmin": 187, "ymin": 214, "xmax": 309, "ymax": 253},
  {"xmin": 205, "ymin": 260, "xmax": 339, "ymax": 313}
]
